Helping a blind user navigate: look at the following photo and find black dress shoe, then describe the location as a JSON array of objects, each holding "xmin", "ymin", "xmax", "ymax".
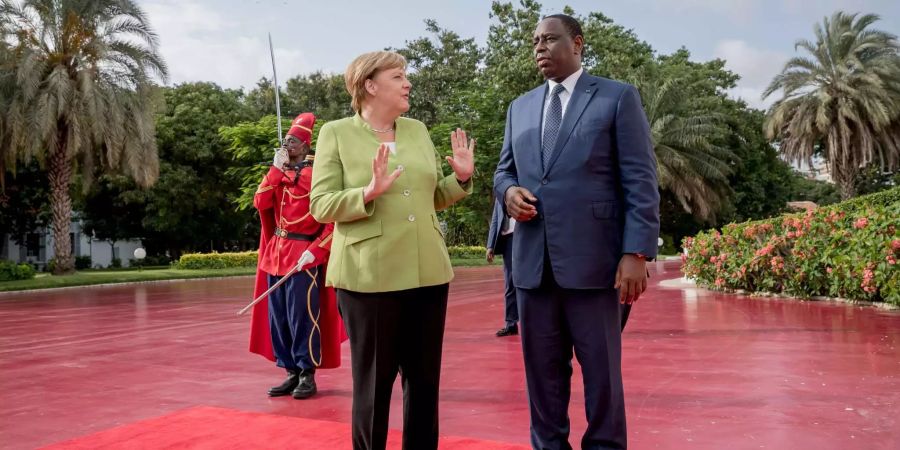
[
  {"xmin": 496, "ymin": 324, "xmax": 518, "ymax": 337},
  {"xmin": 292, "ymin": 369, "xmax": 317, "ymax": 399},
  {"xmin": 268, "ymin": 370, "xmax": 299, "ymax": 397}
]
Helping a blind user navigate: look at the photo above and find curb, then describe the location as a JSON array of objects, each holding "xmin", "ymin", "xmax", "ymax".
[{"xmin": 0, "ymin": 274, "xmax": 255, "ymax": 296}]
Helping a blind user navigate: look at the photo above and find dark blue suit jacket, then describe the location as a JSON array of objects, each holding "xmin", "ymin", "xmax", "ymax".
[
  {"xmin": 494, "ymin": 72, "xmax": 660, "ymax": 289},
  {"xmin": 486, "ymin": 199, "xmax": 508, "ymax": 253}
]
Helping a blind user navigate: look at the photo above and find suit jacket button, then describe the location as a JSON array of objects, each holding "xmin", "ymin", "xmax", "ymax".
[
  {"xmin": 408, "ymin": 214, "xmax": 416, "ymax": 222},
  {"xmin": 403, "ymin": 189, "xmax": 411, "ymax": 196},
  {"xmin": 541, "ymin": 178, "xmax": 548, "ymax": 185}
]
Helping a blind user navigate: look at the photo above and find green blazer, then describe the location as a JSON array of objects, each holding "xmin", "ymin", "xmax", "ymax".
[{"xmin": 310, "ymin": 114, "xmax": 472, "ymax": 293}]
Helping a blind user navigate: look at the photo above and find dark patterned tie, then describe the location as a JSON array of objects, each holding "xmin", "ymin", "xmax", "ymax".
[{"xmin": 542, "ymin": 84, "xmax": 566, "ymax": 169}]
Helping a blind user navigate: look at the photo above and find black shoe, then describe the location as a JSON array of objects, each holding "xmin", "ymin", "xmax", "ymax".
[
  {"xmin": 496, "ymin": 324, "xmax": 518, "ymax": 337},
  {"xmin": 268, "ymin": 370, "xmax": 299, "ymax": 397},
  {"xmin": 292, "ymin": 369, "xmax": 317, "ymax": 399}
]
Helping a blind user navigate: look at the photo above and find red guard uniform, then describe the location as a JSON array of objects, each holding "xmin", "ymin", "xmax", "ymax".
[{"xmin": 249, "ymin": 113, "xmax": 345, "ymax": 378}]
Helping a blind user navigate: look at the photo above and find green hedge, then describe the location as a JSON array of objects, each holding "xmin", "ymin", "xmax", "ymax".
[
  {"xmin": 175, "ymin": 246, "xmax": 490, "ymax": 270},
  {"xmin": 175, "ymin": 251, "xmax": 258, "ymax": 270},
  {"xmin": 0, "ymin": 260, "xmax": 36, "ymax": 281},
  {"xmin": 683, "ymin": 186, "xmax": 900, "ymax": 304},
  {"xmin": 448, "ymin": 245, "xmax": 487, "ymax": 259}
]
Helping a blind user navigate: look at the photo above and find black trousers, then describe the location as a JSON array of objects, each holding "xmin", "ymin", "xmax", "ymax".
[
  {"xmin": 498, "ymin": 234, "xmax": 519, "ymax": 326},
  {"xmin": 337, "ymin": 284, "xmax": 449, "ymax": 450}
]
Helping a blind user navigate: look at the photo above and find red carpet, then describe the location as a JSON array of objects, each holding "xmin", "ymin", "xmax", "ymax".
[{"xmin": 42, "ymin": 405, "xmax": 529, "ymax": 450}]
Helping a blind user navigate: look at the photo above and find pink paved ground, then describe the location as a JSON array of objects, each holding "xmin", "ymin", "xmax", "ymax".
[{"xmin": 1, "ymin": 261, "xmax": 898, "ymax": 449}]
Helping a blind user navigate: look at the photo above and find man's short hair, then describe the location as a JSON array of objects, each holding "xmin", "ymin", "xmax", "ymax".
[{"xmin": 542, "ymin": 14, "xmax": 583, "ymax": 40}]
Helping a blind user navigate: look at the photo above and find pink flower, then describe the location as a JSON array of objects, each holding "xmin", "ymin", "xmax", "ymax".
[
  {"xmin": 892, "ymin": 239, "xmax": 900, "ymax": 251},
  {"xmin": 826, "ymin": 267, "xmax": 833, "ymax": 274},
  {"xmin": 755, "ymin": 245, "xmax": 774, "ymax": 257},
  {"xmin": 770, "ymin": 256, "xmax": 785, "ymax": 271},
  {"xmin": 854, "ymin": 217, "xmax": 869, "ymax": 229},
  {"xmin": 710, "ymin": 256, "xmax": 716, "ymax": 263},
  {"xmin": 715, "ymin": 277, "xmax": 725, "ymax": 288},
  {"xmin": 887, "ymin": 256, "xmax": 897, "ymax": 265}
]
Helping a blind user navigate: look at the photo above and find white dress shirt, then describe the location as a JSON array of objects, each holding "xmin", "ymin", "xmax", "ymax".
[{"xmin": 501, "ymin": 217, "xmax": 516, "ymax": 236}]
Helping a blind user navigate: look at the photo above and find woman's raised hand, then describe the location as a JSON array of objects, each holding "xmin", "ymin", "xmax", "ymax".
[{"xmin": 363, "ymin": 143, "xmax": 403, "ymax": 203}]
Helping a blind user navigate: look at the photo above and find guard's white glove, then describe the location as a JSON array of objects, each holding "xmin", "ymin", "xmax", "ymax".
[
  {"xmin": 297, "ymin": 250, "xmax": 315, "ymax": 270},
  {"xmin": 273, "ymin": 148, "xmax": 289, "ymax": 171}
]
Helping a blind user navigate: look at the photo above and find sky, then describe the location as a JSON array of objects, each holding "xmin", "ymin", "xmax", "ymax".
[{"xmin": 141, "ymin": 0, "xmax": 900, "ymax": 110}]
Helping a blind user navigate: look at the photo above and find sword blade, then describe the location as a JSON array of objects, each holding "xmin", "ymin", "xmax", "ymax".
[
  {"xmin": 268, "ymin": 32, "xmax": 283, "ymax": 143},
  {"xmin": 236, "ymin": 260, "xmax": 302, "ymax": 316}
]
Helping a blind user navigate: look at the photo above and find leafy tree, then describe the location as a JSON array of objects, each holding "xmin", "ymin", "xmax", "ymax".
[
  {"xmin": 0, "ymin": 0, "xmax": 167, "ymax": 273},
  {"xmin": 284, "ymin": 72, "xmax": 352, "ymax": 121},
  {"xmin": 396, "ymin": 20, "xmax": 483, "ymax": 127},
  {"xmin": 764, "ymin": 12, "xmax": 900, "ymax": 199},
  {"xmin": 221, "ymin": 115, "xmax": 290, "ymax": 213},
  {"xmin": 78, "ymin": 174, "xmax": 145, "ymax": 259},
  {"xmin": 246, "ymin": 73, "xmax": 350, "ymax": 122},
  {"xmin": 0, "ymin": 164, "xmax": 50, "ymax": 245},
  {"xmin": 580, "ymin": 11, "xmax": 655, "ymax": 81},
  {"xmin": 129, "ymin": 82, "xmax": 256, "ymax": 257}
]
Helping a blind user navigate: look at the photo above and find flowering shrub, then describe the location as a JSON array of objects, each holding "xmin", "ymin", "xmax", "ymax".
[{"xmin": 683, "ymin": 187, "xmax": 900, "ymax": 305}]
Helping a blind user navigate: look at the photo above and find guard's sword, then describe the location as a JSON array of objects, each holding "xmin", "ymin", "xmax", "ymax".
[
  {"xmin": 268, "ymin": 32, "xmax": 283, "ymax": 144},
  {"xmin": 237, "ymin": 252, "xmax": 315, "ymax": 316}
]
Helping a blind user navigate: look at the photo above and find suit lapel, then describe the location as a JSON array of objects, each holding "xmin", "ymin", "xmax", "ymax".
[
  {"xmin": 524, "ymin": 85, "xmax": 547, "ymax": 177},
  {"xmin": 544, "ymin": 73, "xmax": 599, "ymax": 176}
]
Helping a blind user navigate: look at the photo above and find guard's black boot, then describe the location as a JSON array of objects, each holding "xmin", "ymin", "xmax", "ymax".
[
  {"xmin": 268, "ymin": 370, "xmax": 299, "ymax": 397},
  {"xmin": 292, "ymin": 369, "xmax": 317, "ymax": 399}
]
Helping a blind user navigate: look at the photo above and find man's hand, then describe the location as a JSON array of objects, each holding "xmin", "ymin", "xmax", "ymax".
[
  {"xmin": 486, "ymin": 248, "xmax": 495, "ymax": 264},
  {"xmin": 273, "ymin": 148, "xmax": 289, "ymax": 171},
  {"xmin": 504, "ymin": 186, "xmax": 538, "ymax": 222},
  {"xmin": 615, "ymin": 254, "xmax": 648, "ymax": 304}
]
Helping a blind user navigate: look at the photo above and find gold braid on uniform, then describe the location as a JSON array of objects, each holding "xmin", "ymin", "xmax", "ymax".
[{"xmin": 306, "ymin": 266, "xmax": 322, "ymax": 367}]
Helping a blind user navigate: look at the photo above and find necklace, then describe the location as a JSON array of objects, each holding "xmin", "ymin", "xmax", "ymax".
[{"xmin": 370, "ymin": 124, "xmax": 394, "ymax": 133}]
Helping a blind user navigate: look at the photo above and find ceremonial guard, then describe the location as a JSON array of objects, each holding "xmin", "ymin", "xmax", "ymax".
[{"xmin": 248, "ymin": 112, "xmax": 345, "ymax": 399}]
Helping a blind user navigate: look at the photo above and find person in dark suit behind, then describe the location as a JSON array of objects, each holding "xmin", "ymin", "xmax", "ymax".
[
  {"xmin": 493, "ymin": 14, "xmax": 660, "ymax": 450},
  {"xmin": 486, "ymin": 198, "xmax": 518, "ymax": 337}
]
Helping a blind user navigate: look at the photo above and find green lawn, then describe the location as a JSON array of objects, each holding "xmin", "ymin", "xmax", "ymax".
[
  {"xmin": 0, "ymin": 259, "xmax": 500, "ymax": 293},
  {"xmin": 0, "ymin": 267, "xmax": 257, "ymax": 292}
]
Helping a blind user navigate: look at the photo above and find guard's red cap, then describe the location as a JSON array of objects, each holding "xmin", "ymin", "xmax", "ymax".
[{"xmin": 286, "ymin": 112, "xmax": 315, "ymax": 145}]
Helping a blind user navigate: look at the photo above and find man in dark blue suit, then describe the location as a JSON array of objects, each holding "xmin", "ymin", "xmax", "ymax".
[
  {"xmin": 493, "ymin": 14, "xmax": 660, "ymax": 450},
  {"xmin": 487, "ymin": 199, "xmax": 519, "ymax": 337}
]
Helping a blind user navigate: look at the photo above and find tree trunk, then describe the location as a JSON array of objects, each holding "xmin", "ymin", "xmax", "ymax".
[
  {"xmin": 49, "ymin": 123, "xmax": 75, "ymax": 275},
  {"xmin": 838, "ymin": 176, "xmax": 857, "ymax": 200},
  {"xmin": 829, "ymin": 131, "xmax": 857, "ymax": 201},
  {"xmin": 833, "ymin": 157, "xmax": 858, "ymax": 200}
]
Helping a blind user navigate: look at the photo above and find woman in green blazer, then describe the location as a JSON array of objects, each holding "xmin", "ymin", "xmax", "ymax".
[{"xmin": 309, "ymin": 51, "xmax": 474, "ymax": 450}]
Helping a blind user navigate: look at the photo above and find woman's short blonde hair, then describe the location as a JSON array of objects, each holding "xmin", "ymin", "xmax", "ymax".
[{"xmin": 344, "ymin": 51, "xmax": 407, "ymax": 113}]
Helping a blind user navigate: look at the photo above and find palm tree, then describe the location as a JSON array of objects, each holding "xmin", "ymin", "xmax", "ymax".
[
  {"xmin": 0, "ymin": 0, "xmax": 167, "ymax": 273},
  {"xmin": 763, "ymin": 12, "xmax": 900, "ymax": 200},
  {"xmin": 638, "ymin": 77, "xmax": 735, "ymax": 222}
]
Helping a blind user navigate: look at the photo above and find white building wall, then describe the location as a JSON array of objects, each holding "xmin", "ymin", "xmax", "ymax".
[{"xmin": 2, "ymin": 220, "xmax": 142, "ymax": 270}]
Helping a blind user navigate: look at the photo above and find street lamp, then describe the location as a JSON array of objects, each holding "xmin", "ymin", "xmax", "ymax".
[{"xmin": 133, "ymin": 247, "xmax": 146, "ymax": 271}]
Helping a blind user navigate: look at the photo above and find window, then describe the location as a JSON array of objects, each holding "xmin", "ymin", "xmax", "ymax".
[{"xmin": 26, "ymin": 233, "xmax": 41, "ymax": 258}]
